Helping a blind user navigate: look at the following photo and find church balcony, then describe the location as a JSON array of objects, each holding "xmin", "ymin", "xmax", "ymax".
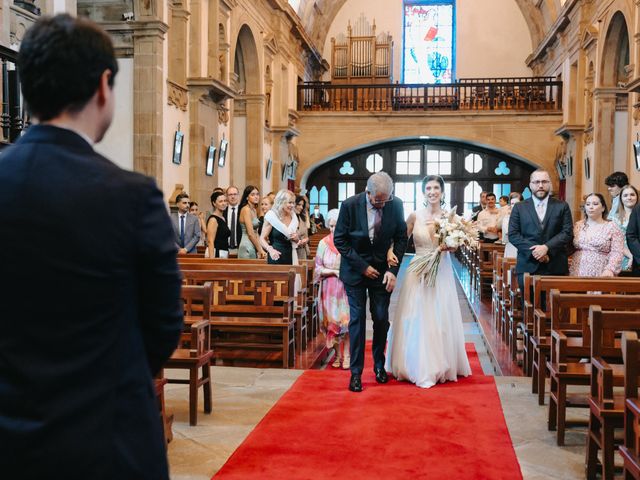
[{"xmin": 297, "ymin": 77, "xmax": 562, "ymax": 113}]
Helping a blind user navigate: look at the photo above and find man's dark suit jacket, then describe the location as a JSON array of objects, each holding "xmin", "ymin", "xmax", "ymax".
[
  {"xmin": 334, "ymin": 192, "xmax": 408, "ymax": 286},
  {"xmin": 224, "ymin": 204, "xmax": 243, "ymax": 248},
  {"xmin": 508, "ymin": 196, "xmax": 573, "ymax": 275},
  {"xmin": 627, "ymin": 204, "xmax": 640, "ymax": 276},
  {"xmin": 0, "ymin": 125, "xmax": 183, "ymax": 479}
]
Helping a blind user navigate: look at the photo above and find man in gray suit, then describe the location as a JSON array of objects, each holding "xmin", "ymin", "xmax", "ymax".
[{"xmin": 172, "ymin": 192, "xmax": 201, "ymax": 254}]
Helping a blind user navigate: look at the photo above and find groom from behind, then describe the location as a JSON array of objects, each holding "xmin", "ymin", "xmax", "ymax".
[{"xmin": 334, "ymin": 172, "xmax": 408, "ymax": 392}]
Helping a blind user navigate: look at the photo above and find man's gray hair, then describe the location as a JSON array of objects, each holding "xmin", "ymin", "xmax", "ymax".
[
  {"xmin": 326, "ymin": 208, "xmax": 340, "ymax": 224},
  {"xmin": 366, "ymin": 171, "xmax": 394, "ymax": 196}
]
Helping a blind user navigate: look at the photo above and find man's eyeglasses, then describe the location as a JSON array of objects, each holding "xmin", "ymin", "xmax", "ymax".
[
  {"xmin": 367, "ymin": 191, "xmax": 394, "ymax": 204},
  {"xmin": 530, "ymin": 180, "xmax": 551, "ymax": 186}
]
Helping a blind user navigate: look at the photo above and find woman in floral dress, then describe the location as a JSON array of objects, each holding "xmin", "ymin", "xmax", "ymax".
[
  {"xmin": 569, "ymin": 193, "xmax": 625, "ymax": 277},
  {"xmin": 314, "ymin": 209, "xmax": 350, "ymax": 368}
]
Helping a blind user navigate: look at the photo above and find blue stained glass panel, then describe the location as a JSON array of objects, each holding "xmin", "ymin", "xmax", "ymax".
[{"xmin": 403, "ymin": 3, "xmax": 454, "ymax": 84}]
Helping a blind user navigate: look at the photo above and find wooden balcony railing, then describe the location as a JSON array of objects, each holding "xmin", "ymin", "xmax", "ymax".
[{"xmin": 297, "ymin": 77, "xmax": 562, "ymax": 113}]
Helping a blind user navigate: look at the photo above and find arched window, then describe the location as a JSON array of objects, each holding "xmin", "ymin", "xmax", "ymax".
[
  {"xmin": 366, "ymin": 153, "xmax": 384, "ymax": 172},
  {"xmin": 403, "ymin": 1, "xmax": 455, "ymax": 83}
]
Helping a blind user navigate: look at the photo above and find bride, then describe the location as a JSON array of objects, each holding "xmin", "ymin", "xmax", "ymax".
[{"xmin": 385, "ymin": 175, "xmax": 472, "ymax": 388}]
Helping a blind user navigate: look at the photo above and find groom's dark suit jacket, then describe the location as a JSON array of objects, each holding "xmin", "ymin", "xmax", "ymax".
[
  {"xmin": 0, "ymin": 125, "xmax": 183, "ymax": 479},
  {"xmin": 508, "ymin": 196, "xmax": 573, "ymax": 275},
  {"xmin": 334, "ymin": 192, "xmax": 408, "ymax": 286}
]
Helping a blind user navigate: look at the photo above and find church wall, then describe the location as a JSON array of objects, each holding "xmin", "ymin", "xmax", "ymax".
[{"xmin": 321, "ymin": 0, "xmax": 533, "ymax": 83}]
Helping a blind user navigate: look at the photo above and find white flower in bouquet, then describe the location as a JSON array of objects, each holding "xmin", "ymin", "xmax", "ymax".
[{"xmin": 408, "ymin": 207, "xmax": 478, "ymax": 286}]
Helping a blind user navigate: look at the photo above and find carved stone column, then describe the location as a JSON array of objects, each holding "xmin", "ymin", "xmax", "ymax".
[
  {"xmin": 244, "ymin": 94, "xmax": 265, "ymax": 188},
  {"xmin": 593, "ymin": 88, "xmax": 619, "ymax": 190},
  {"xmin": 132, "ymin": 20, "xmax": 167, "ymax": 181}
]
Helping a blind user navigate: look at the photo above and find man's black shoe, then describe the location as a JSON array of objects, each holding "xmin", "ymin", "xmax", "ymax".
[
  {"xmin": 374, "ymin": 367, "xmax": 388, "ymax": 384},
  {"xmin": 349, "ymin": 374, "xmax": 363, "ymax": 392}
]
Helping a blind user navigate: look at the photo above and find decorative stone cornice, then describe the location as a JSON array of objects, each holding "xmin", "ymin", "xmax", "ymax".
[
  {"xmin": 167, "ymin": 79, "xmax": 188, "ymax": 111},
  {"xmin": 580, "ymin": 24, "xmax": 598, "ymax": 52},
  {"xmin": 526, "ymin": 3, "xmax": 574, "ymax": 68},
  {"xmin": 186, "ymin": 77, "xmax": 236, "ymax": 104},
  {"xmin": 555, "ymin": 124, "xmax": 585, "ymax": 138}
]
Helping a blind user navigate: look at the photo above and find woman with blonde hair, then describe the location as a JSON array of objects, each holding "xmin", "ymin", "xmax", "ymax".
[
  {"xmin": 314, "ymin": 209, "xmax": 350, "ymax": 368},
  {"xmin": 259, "ymin": 189, "xmax": 299, "ymax": 265},
  {"xmin": 612, "ymin": 184, "xmax": 639, "ymax": 272}
]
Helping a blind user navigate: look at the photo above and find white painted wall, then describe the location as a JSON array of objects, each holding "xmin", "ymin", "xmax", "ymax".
[
  {"xmin": 323, "ymin": 0, "xmax": 532, "ymax": 82},
  {"xmin": 231, "ymin": 114, "xmax": 247, "ymax": 188},
  {"xmin": 95, "ymin": 58, "xmax": 134, "ymax": 171}
]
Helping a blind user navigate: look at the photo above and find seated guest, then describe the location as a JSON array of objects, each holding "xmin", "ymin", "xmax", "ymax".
[
  {"xmin": 294, "ymin": 195, "xmax": 311, "ymax": 260},
  {"xmin": 605, "ymin": 171, "xmax": 629, "ymax": 220},
  {"xmin": 500, "ymin": 192, "xmax": 523, "ymax": 258},
  {"xmin": 260, "ymin": 189, "xmax": 299, "ymax": 265},
  {"xmin": 612, "ymin": 185, "xmax": 639, "ymax": 273},
  {"xmin": 570, "ymin": 193, "xmax": 624, "ymax": 277},
  {"xmin": 172, "ymin": 192, "xmax": 200, "ymax": 254},
  {"xmin": 476, "ymin": 192, "xmax": 501, "ymax": 242},
  {"xmin": 206, "ymin": 191, "xmax": 230, "ymax": 258},
  {"xmin": 189, "ymin": 201, "xmax": 207, "ymax": 246},
  {"xmin": 314, "ymin": 209, "xmax": 350, "ymax": 369},
  {"xmin": 312, "ymin": 205, "xmax": 326, "ymax": 229},
  {"xmin": 237, "ymin": 185, "xmax": 266, "ymax": 259}
]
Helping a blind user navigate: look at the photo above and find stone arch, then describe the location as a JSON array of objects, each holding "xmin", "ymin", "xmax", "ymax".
[
  {"xmin": 231, "ymin": 23, "xmax": 263, "ymax": 188},
  {"xmin": 301, "ymin": 135, "xmax": 543, "ymax": 190},
  {"xmin": 600, "ymin": 11, "xmax": 630, "ymax": 87},
  {"xmin": 593, "ymin": 9, "xmax": 631, "ymax": 192}
]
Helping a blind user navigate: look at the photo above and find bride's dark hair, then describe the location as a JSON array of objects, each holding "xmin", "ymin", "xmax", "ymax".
[{"xmin": 422, "ymin": 175, "xmax": 445, "ymax": 206}]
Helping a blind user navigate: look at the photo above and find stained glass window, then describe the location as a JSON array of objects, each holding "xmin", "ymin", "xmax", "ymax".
[{"xmin": 403, "ymin": 1, "xmax": 455, "ymax": 84}]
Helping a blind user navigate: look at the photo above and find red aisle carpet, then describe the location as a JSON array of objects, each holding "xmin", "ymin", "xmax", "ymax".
[{"xmin": 213, "ymin": 344, "xmax": 522, "ymax": 480}]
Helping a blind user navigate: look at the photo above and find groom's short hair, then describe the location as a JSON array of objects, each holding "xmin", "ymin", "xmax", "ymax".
[{"xmin": 366, "ymin": 171, "xmax": 394, "ymax": 196}]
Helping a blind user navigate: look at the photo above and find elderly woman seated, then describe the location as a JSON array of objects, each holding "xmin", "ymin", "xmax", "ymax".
[{"xmin": 314, "ymin": 209, "xmax": 350, "ymax": 368}]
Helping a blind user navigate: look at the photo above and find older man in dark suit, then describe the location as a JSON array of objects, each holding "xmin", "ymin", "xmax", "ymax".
[
  {"xmin": 0, "ymin": 15, "xmax": 182, "ymax": 480},
  {"xmin": 334, "ymin": 172, "xmax": 408, "ymax": 392},
  {"xmin": 508, "ymin": 169, "xmax": 573, "ymax": 292}
]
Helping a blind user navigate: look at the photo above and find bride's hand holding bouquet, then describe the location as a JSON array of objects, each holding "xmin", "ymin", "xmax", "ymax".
[{"xmin": 408, "ymin": 207, "xmax": 478, "ymax": 287}]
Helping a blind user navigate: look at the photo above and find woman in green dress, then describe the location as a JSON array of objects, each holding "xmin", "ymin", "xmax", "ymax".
[{"xmin": 237, "ymin": 185, "xmax": 266, "ymax": 259}]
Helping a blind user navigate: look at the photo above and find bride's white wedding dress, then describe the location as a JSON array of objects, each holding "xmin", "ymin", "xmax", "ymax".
[{"xmin": 385, "ymin": 208, "xmax": 472, "ymax": 388}]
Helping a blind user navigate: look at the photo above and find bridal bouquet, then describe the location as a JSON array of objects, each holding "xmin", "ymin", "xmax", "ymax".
[{"xmin": 408, "ymin": 208, "xmax": 479, "ymax": 287}]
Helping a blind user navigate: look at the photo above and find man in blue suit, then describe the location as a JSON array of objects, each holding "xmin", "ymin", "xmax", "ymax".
[
  {"xmin": 0, "ymin": 15, "xmax": 183, "ymax": 480},
  {"xmin": 172, "ymin": 191, "xmax": 201, "ymax": 253},
  {"xmin": 334, "ymin": 172, "xmax": 408, "ymax": 392}
]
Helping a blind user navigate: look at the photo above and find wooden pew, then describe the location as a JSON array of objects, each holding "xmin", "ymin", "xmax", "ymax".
[
  {"xmin": 181, "ymin": 269, "xmax": 296, "ymax": 368},
  {"xmin": 476, "ymin": 243, "xmax": 504, "ymax": 301},
  {"xmin": 586, "ymin": 306, "xmax": 640, "ymax": 480},
  {"xmin": 505, "ymin": 263, "xmax": 522, "ymax": 364},
  {"xmin": 620, "ymin": 332, "xmax": 640, "ymax": 480},
  {"xmin": 164, "ymin": 282, "xmax": 214, "ymax": 426},
  {"xmin": 547, "ymin": 290, "xmax": 640, "ymax": 445},
  {"xmin": 178, "ymin": 260, "xmax": 310, "ymax": 354},
  {"xmin": 527, "ymin": 276, "xmax": 640, "ymax": 406}
]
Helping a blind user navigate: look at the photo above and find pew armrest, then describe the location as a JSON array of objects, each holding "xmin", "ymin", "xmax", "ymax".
[{"xmin": 591, "ymin": 356, "xmax": 615, "ymax": 408}]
